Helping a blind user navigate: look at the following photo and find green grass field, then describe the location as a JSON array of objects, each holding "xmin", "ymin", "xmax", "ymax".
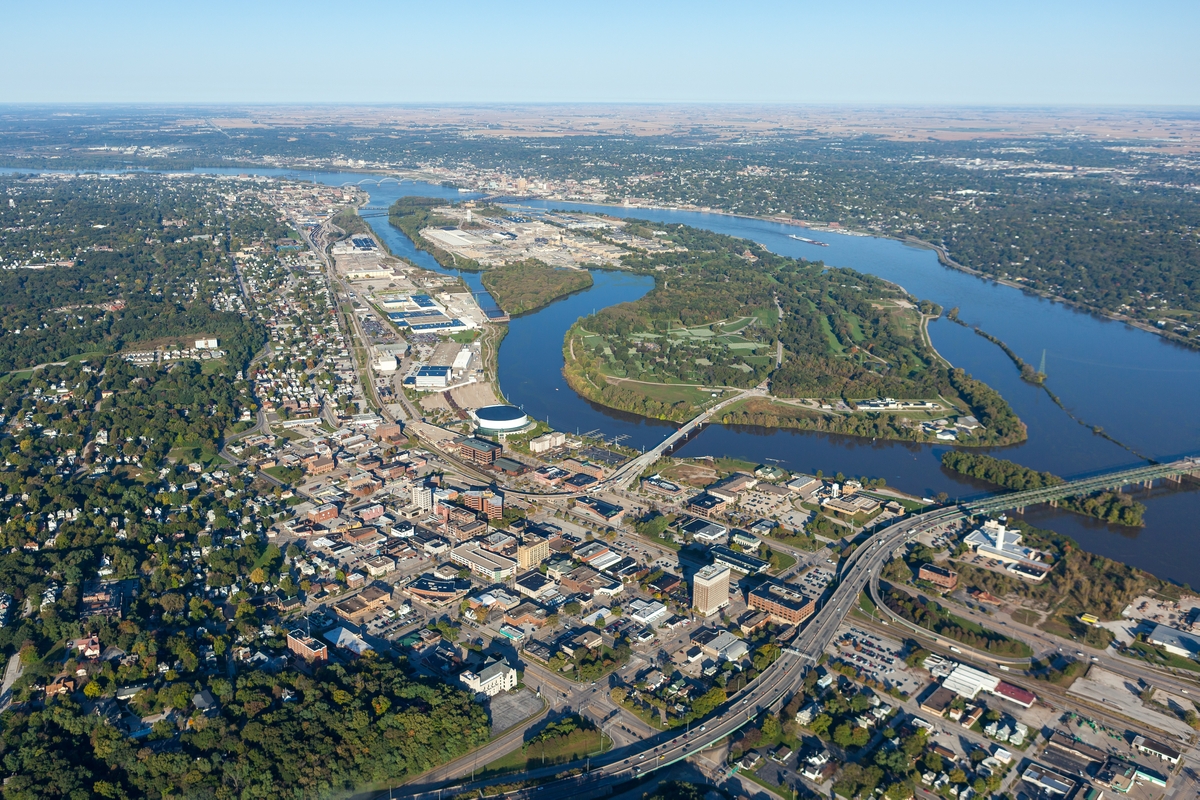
[
  {"xmin": 479, "ymin": 728, "xmax": 609, "ymax": 778},
  {"xmin": 1010, "ymin": 608, "xmax": 1040, "ymax": 626},
  {"xmin": 769, "ymin": 552, "xmax": 797, "ymax": 573},
  {"xmin": 168, "ymin": 445, "xmax": 226, "ymax": 467}
]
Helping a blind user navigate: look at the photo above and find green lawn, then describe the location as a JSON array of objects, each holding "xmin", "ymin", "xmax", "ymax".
[
  {"xmin": 769, "ymin": 552, "xmax": 797, "ymax": 574},
  {"xmin": 479, "ymin": 728, "xmax": 609, "ymax": 778},
  {"xmin": 264, "ymin": 465, "xmax": 302, "ymax": 483},
  {"xmin": 1125, "ymin": 641, "xmax": 1200, "ymax": 673},
  {"xmin": 168, "ymin": 445, "xmax": 226, "ymax": 467}
]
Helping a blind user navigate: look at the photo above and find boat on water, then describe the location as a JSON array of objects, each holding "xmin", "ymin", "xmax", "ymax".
[{"xmin": 788, "ymin": 234, "xmax": 829, "ymax": 246}]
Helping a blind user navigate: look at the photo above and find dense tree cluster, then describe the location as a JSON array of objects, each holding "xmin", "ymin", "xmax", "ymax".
[
  {"xmin": 563, "ymin": 221, "xmax": 1024, "ymax": 445},
  {"xmin": 0, "ymin": 176, "xmax": 273, "ymax": 372},
  {"xmin": 956, "ymin": 520, "xmax": 1164, "ymax": 620},
  {"xmin": 480, "ymin": 259, "xmax": 593, "ymax": 316},
  {"xmin": 0, "ymin": 657, "xmax": 489, "ymax": 799},
  {"xmin": 881, "ymin": 587, "xmax": 1030, "ymax": 657},
  {"xmin": 942, "ymin": 452, "xmax": 1145, "ymax": 525}
]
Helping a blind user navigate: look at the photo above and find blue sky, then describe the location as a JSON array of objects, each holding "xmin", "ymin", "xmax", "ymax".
[{"xmin": 4, "ymin": 0, "xmax": 1197, "ymax": 105}]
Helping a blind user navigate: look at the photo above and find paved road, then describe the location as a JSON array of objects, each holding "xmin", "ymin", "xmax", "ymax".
[
  {"xmin": 392, "ymin": 455, "xmax": 1200, "ymax": 799},
  {"xmin": 0, "ymin": 654, "xmax": 22, "ymax": 712}
]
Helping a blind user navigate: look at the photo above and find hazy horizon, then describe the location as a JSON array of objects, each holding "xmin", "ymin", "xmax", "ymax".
[{"xmin": 5, "ymin": 0, "xmax": 1198, "ymax": 106}]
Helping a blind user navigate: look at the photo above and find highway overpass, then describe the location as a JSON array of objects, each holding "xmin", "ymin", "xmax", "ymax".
[{"xmin": 394, "ymin": 454, "xmax": 1199, "ymax": 799}]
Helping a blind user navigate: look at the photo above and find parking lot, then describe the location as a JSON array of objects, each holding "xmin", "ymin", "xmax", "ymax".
[
  {"xmin": 488, "ymin": 688, "xmax": 543, "ymax": 734},
  {"xmin": 797, "ymin": 566, "xmax": 834, "ymax": 597},
  {"xmin": 830, "ymin": 625, "xmax": 925, "ymax": 697}
]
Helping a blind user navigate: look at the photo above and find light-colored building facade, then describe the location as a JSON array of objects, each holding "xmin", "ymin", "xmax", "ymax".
[
  {"xmin": 693, "ymin": 564, "xmax": 731, "ymax": 616},
  {"xmin": 460, "ymin": 658, "xmax": 517, "ymax": 697}
]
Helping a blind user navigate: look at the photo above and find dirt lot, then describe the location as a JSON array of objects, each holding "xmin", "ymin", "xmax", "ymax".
[
  {"xmin": 1067, "ymin": 666, "xmax": 1195, "ymax": 739},
  {"xmin": 419, "ymin": 392, "xmax": 451, "ymax": 413},
  {"xmin": 450, "ymin": 381, "xmax": 500, "ymax": 411},
  {"xmin": 660, "ymin": 463, "xmax": 718, "ymax": 487},
  {"xmin": 429, "ymin": 341, "xmax": 463, "ymax": 367}
]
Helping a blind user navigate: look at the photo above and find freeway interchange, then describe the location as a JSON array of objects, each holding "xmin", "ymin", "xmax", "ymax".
[{"xmin": 395, "ymin": 456, "xmax": 1200, "ymax": 799}]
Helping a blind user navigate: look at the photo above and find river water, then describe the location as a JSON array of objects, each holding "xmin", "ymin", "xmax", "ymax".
[{"xmin": 12, "ymin": 167, "xmax": 1195, "ymax": 586}]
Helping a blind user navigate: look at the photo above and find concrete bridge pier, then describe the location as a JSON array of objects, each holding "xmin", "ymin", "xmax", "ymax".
[{"xmin": 1048, "ymin": 499, "xmax": 1057, "ymax": 508}]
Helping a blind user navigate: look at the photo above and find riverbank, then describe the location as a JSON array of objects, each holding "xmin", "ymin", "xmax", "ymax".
[
  {"xmin": 330, "ymin": 171, "xmax": 1200, "ymax": 589},
  {"xmin": 907, "ymin": 237, "xmax": 1199, "ymax": 353},
  {"xmin": 488, "ymin": 184, "xmax": 1199, "ymax": 353}
]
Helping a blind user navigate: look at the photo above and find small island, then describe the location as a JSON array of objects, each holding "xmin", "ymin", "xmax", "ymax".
[{"xmin": 481, "ymin": 259, "xmax": 593, "ymax": 316}]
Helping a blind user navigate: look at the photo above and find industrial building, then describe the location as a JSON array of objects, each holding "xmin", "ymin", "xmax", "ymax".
[
  {"xmin": 1147, "ymin": 623, "xmax": 1200, "ymax": 659},
  {"xmin": 413, "ymin": 365, "xmax": 451, "ymax": 388}
]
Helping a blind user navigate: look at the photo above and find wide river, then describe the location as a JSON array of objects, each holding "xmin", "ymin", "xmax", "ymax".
[{"xmin": 24, "ymin": 167, "xmax": 1197, "ymax": 586}]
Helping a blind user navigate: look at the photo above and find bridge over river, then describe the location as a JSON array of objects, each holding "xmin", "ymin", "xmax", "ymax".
[{"xmin": 394, "ymin": 455, "xmax": 1200, "ymax": 800}]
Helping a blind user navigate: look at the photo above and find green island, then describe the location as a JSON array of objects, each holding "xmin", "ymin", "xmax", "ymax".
[
  {"xmin": 480, "ymin": 259, "xmax": 594, "ymax": 315},
  {"xmin": 562, "ymin": 222, "xmax": 1024, "ymax": 446},
  {"xmin": 941, "ymin": 451, "xmax": 1146, "ymax": 526}
]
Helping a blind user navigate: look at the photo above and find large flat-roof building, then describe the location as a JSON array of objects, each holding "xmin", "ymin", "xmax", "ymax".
[
  {"xmin": 1148, "ymin": 623, "xmax": 1200, "ymax": 659},
  {"xmin": 711, "ymin": 545, "xmax": 770, "ymax": 575},
  {"xmin": 413, "ymin": 365, "xmax": 452, "ymax": 388},
  {"xmin": 748, "ymin": 578, "xmax": 816, "ymax": 625},
  {"xmin": 454, "ymin": 436, "xmax": 502, "ymax": 466},
  {"xmin": 451, "ymin": 541, "xmax": 517, "ymax": 581},
  {"xmin": 693, "ymin": 564, "xmax": 731, "ymax": 617}
]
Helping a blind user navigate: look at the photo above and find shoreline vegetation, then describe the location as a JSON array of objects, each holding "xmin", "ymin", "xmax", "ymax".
[
  {"xmin": 388, "ymin": 195, "xmax": 486, "ymax": 273},
  {"xmin": 480, "ymin": 260, "xmax": 594, "ymax": 316},
  {"xmin": 940, "ymin": 451, "xmax": 1147, "ymax": 527},
  {"xmin": 560, "ymin": 220, "xmax": 1025, "ymax": 447}
]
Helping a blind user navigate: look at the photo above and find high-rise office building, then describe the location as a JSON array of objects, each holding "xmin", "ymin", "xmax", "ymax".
[{"xmin": 693, "ymin": 564, "xmax": 731, "ymax": 616}]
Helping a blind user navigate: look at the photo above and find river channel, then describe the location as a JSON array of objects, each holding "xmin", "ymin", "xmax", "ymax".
[
  {"xmin": 363, "ymin": 182, "xmax": 1200, "ymax": 588},
  {"xmin": 20, "ymin": 167, "xmax": 1196, "ymax": 586}
]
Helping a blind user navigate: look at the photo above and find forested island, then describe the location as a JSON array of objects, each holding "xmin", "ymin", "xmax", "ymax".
[
  {"xmin": 481, "ymin": 259, "xmax": 593, "ymax": 316},
  {"xmin": 562, "ymin": 222, "xmax": 1025, "ymax": 446},
  {"xmin": 941, "ymin": 451, "xmax": 1146, "ymax": 526}
]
